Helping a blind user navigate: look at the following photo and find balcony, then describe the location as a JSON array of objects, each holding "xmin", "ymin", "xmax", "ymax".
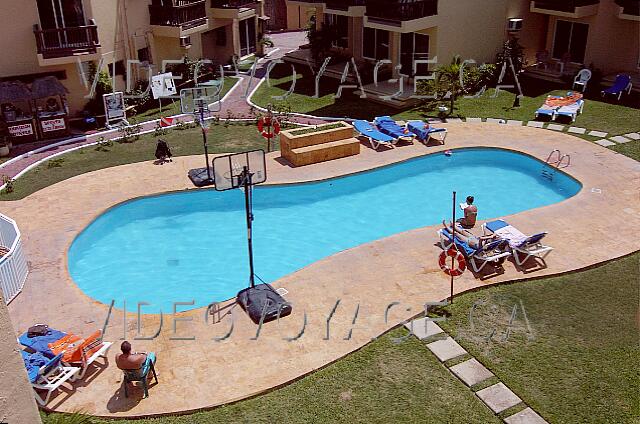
[
  {"xmin": 365, "ymin": 0, "xmax": 437, "ymax": 32},
  {"xmin": 149, "ymin": 0, "xmax": 208, "ymax": 36},
  {"xmin": 211, "ymin": 0, "xmax": 256, "ymax": 8},
  {"xmin": 615, "ymin": 0, "xmax": 640, "ymax": 20},
  {"xmin": 211, "ymin": 0, "xmax": 257, "ymax": 19},
  {"xmin": 530, "ymin": 0, "xmax": 599, "ymax": 18},
  {"xmin": 33, "ymin": 21, "xmax": 100, "ymax": 61}
]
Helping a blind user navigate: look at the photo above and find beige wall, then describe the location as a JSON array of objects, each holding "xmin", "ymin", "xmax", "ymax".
[
  {"xmin": 286, "ymin": 3, "xmax": 316, "ymax": 30},
  {"xmin": 0, "ymin": 294, "xmax": 42, "ymax": 424}
]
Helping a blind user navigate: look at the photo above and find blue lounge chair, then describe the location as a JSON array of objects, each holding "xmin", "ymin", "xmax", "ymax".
[
  {"xmin": 437, "ymin": 227, "xmax": 511, "ymax": 273},
  {"xmin": 601, "ymin": 74, "xmax": 632, "ymax": 101},
  {"xmin": 21, "ymin": 351, "xmax": 80, "ymax": 406},
  {"xmin": 353, "ymin": 120, "xmax": 396, "ymax": 150},
  {"xmin": 482, "ymin": 219, "xmax": 553, "ymax": 268},
  {"xmin": 406, "ymin": 120, "xmax": 447, "ymax": 144},
  {"xmin": 535, "ymin": 96, "xmax": 561, "ymax": 121},
  {"xmin": 374, "ymin": 116, "xmax": 414, "ymax": 142},
  {"xmin": 555, "ymin": 98, "xmax": 584, "ymax": 122}
]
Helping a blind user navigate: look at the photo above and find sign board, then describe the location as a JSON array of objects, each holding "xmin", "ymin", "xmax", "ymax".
[
  {"xmin": 213, "ymin": 150, "xmax": 267, "ymax": 191},
  {"xmin": 103, "ymin": 92, "xmax": 127, "ymax": 128},
  {"xmin": 41, "ymin": 118, "xmax": 66, "ymax": 132},
  {"xmin": 151, "ymin": 72, "xmax": 177, "ymax": 99},
  {"xmin": 8, "ymin": 123, "xmax": 34, "ymax": 137}
]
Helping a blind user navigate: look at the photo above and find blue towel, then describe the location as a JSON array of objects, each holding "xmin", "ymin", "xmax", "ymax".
[
  {"xmin": 484, "ymin": 220, "xmax": 509, "ymax": 233},
  {"xmin": 519, "ymin": 232, "xmax": 546, "ymax": 247},
  {"xmin": 18, "ymin": 329, "xmax": 66, "ymax": 359},
  {"xmin": 21, "ymin": 350, "xmax": 50, "ymax": 383}
]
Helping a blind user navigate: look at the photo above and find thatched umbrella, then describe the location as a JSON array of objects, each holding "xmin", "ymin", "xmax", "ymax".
[
  {"xmin": 0, "ymin": 81, "xmax": 33, "ymax": 103},
  {"xmin": 30, "ymin": 76, "xmax": 68, "ymax": 99}
]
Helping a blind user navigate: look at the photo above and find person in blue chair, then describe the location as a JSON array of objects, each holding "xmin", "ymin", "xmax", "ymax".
[{"xmin": 115, "ymin": 341, "xmax": 156, "ymax": 376}]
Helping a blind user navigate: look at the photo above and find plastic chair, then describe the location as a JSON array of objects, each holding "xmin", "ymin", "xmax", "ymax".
[
  {"xmin": 572, "ymin": 69, "xmax": 592, "ymax": 92},
  {"xmin": 122, "ymin": 359, "xmax": 158, "ymax": 398}
]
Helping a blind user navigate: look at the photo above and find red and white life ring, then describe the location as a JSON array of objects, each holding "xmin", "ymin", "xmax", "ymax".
[
  {"xmin": 438, "ymin": 247, "xmax": 466, "ymax": 277},
  {"xmin": 257, "ymin": 116, "xmax": 281, "ymax": 139}
]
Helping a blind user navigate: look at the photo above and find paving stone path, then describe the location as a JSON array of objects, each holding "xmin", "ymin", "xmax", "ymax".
[{"xmin": 404, "ymin": 318, "xmax": 550, "ymax": 423}]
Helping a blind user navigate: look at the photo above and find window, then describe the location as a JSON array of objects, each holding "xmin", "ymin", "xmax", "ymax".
[
  {"xmin": 108, "ymin": 60, "xmax": 126, "ymax": 77},
  {"xmin": 36, "ymin": 0, "xmax": 86, "ymax": 29},
  {"xmin": 400, "ymin": 32, "xmax": 429, "ymax": 76},
  {"xmin": 137, "ymin": 47, "xmax": 151, "ymax": 63},
  {"xmin": 552, "ymin": 20, "xmax": 589, "ymax": 63},
  {"xmin": 216, "ymin": 26, "xmax": 227, "ymax": 47},
  {"xmin": 324, "ymin": 13, "xmax": 348, "ymax": 49},
  {"xmin": 239, "ymin": 17, "xmax": 256, "ymax": 57},
  {"xmin": 363, "ymin": 27, "xmax": 389, "ymax": 60}
]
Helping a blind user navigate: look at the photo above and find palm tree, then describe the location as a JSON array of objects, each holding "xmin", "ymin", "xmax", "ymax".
[{"xmin": 435, "ymin": 55, "xmax": 464, "ymax": 113}]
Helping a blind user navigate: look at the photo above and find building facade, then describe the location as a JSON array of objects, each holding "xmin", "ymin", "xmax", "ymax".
[
  {"xmin": 0, "ymin": 0, "xmax": 267, "ymax": 116},
  {"xmin": 285, "ymin": 0, "xmax": 639, "ymax": 79}
]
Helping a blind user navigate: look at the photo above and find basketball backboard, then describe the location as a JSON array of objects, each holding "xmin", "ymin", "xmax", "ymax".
[
  {"xmin": 212, "ymin": 150, "xmax": 267, "ymax": 191},
  {"xmin": 180, "ymin": 86, "xmax": 220, "ymax": 114}
]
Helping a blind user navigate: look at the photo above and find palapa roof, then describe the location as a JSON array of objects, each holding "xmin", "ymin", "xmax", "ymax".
[
  {"xmin": 31, "ymin": 76, "xmax": 68, "ymax": 99},
  {"xmin": 0, "ymin": 81, "xmax": 33, "ymax": 103}
]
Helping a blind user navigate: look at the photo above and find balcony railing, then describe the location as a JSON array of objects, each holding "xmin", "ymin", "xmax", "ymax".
[
  {"xmin": 325, "ymin": 0, "xmax": 365, "ymax": 10},
  {"xmin": 211, "ymin": 0, "xmax": 256, "ymax": 8},
  {"xmin": 532, "ymin": 0, "xmax": 599, "ymax": 12},
  {"xmin": 366, "ymin": 0, "xmax": 437, "ymax": 23},
  {"xmin": 615, "ymin": 0, "xmax": 639, "ymax": 15},
  {"xmin": 33, "ymin": 21, "xmax": 99, "ymax": 59},
  {"xmin": 149, "ymin": 0, "xmax": 207, "ymax": 30}
]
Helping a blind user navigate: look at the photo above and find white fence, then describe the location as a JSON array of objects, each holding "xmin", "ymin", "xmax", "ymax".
[{"xmin": 0, "ymin": 214, "xmax": 28, "ymax": 304}]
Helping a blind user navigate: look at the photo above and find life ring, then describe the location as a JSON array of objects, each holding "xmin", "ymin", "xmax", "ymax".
[
  {"xmin": 438, "ymin": 247, "xmax": 466, "ymax": 277},
  {"xmin": 257, "ymin": 116, "xmax": 280, "ymax": 139}
]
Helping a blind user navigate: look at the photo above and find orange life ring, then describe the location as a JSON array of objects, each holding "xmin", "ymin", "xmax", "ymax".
[
  {"xmin": 438, "ymin": 247, "xmax": 466, "ymax": 277},
  {"xmin": 257, "ymin": 116, "xmax": 280, "ymax": 139}
]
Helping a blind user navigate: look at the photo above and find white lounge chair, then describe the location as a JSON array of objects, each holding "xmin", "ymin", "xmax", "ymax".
[
  {"xmin": 67, "ymin": 333, "xmax": 112, "ymax": 380},
  {"xmin": 22, "ymin": 351, "xmax": 80, "ymax": 406},
  {"xmin": 438, "ymin": 227, "xmax": 511, "ymax": 273},
  {"xmin": 556, "ymin": 99, "xmax": 584, "ymax": 122},
  {"xmin": 482, "ymin": 220, "xmax": 553, "ymax": 268}
]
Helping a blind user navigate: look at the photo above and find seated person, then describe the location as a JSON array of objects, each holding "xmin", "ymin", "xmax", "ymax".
[
  {"xmin": 457, "ymin": 196, "xmax": 478, "ymax": 228},
  {"xmin": 443, "ymin": 220, "xmax": 495, "ymax": 249},
  {"xmin": 115, "ymin": 341, "xmax": 156, "ymax": 377}
]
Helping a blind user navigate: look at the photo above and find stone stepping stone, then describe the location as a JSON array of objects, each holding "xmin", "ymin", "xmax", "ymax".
[
  {"xmin": 486, "ymin": 118, "xmax": 503, "ymax": 124},
  {"xmin": 449, "ymin": 358, "xmax": 494, "ymax": 387},
  {"xmin": 588, "ymin": 130, "xmax": 608, "ymax": 138},
  {"xmin": 504, "ymin": 407, "xmax": 549, "ymax": 424},
  {"xmin": 567, "ymin": 126, "xmax": 586, "ymax": 134},
  {"xmin": 595, "ymin": 139, "xmax": 616, "ymax": 147},
  {"xmin": 404, "ymin": 317, "xmax": 444, "ymax": 340},
  {"xmin": 624, "ymin": 132, "xmax": 640, "ymax": 140},
  {"xmin": 465, "ymin": 117, "xmax": 482, "ymax": 123},
  {"xmin": 507, "ymin": 120, "xmax": 523, "ymax": 126},
  {"xmin": 610, "ymin": 135, "xmax": 631, "ymax": 144},
  {"xmin": 426, "ymin": 337, "xmax": 467, "ymax": 362},
  {"xmin": 476, "ymin": 382, "xmax": 522, "ymax": 414},
  {"xmin": 526, "ymin": 121, "xmax": 544, "ymax": 128},
  {"xmin": 546, "ymin": 124, "xmax": 565, "ymax": 131},
  {"xmin": 446, "ymin": 118, "xmax": 463, "ymax": 123}
]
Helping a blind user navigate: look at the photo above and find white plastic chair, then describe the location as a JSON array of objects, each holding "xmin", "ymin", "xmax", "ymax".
[{"xmin": 572, "ymin": 69, "xmax": 592, "ymax": 92}]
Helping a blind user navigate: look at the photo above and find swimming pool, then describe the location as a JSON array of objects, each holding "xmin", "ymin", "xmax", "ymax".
[{"xmin": 68, "ymin": 148, "xmax": 581, "ymax": 313}]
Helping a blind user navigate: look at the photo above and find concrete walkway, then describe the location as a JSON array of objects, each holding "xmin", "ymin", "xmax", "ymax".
[{"xmin": 4, "ymin": 123, "xmax": 639, "ymax": 417}]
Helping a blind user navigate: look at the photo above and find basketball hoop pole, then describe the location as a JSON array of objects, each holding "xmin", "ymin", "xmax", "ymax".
[
  {"xmin": 199, "ymin": 105, "xmax": 212, "ymax": 182},
  {"xmin": 242, "ymin": 166, "xmax": 256, "ymax": 288}
]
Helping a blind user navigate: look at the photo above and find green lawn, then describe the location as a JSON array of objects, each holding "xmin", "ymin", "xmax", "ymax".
[
  {"xmin": 44, "ymin": 328, "xmax": 499, "ymax": 424},
  {"xmin": 438, "ymin": 253, "xmax": 640, "ymax": 424},
  {"xmin": 0, "ymin": 123, "xmax": 272, "ymax": 201},
  {"xmin": 253, "ymin": 66, "xmax": 640, "ymax": 137},
  {"xmin": 132, "ymin": 77, "xmax": 240, "ymax": 122}
]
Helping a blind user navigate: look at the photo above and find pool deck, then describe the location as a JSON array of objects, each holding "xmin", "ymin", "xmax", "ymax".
[{"xmin": 3, "ymin": 123, "xmax": 639, "ymax": 417}]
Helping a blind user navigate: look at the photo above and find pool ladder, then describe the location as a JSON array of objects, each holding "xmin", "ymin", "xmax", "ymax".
[{"xmin": 542, "ymin": 149, "xmax": 571, "ymax": 180}]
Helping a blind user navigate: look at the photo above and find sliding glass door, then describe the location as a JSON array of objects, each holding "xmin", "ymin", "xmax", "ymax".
[
  {"xmin": 552, "ymin": 20, "xmax": 589, "ymax": 63},
  {"xmin": 400, "ymin": 32, "xmax": 429, "ymax": 76},
  {"xmin": 239, "ymin": 17, "xmax": 256, "ymax": 57}
]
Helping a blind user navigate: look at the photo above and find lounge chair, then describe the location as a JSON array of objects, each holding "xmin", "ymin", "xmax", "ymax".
[
  {"xmin": 21, "ymin": 351, "xmax": 80, "ymax": 406},
  {"xmin": 572, "ymin": 69, "xmax": 592, "ymax": 92},
  {"xmin": 18, "ymin": 327, "xmax": 66, "ymax": 358},
  {"xmin": 482, "ymin": 219, "xmax": 553, "ymax": 268},
  {"xmin": 535, "ymin": 98, "xmax": 559, "ymax": 121},
  {"xmin": 353, "ymin": 119, "xmax": 396, "ymax": 150},
  {"xmin": 437, "ymin": 227, "xmax": 511, "ymax": 273},
  {"xmin": 555, "ymin": 98, "xmax": 584, "ymax": 122},
  {"xmin": 373, "ymin": 116, "xmax": 414, "ymax": 143},
  {"xmin": 601, "ymin": 74, "xmax": 632, "ymax": 101},
  {"xmin": 406, "ymin": 120, "xmax": 447, "ymax": 145}
]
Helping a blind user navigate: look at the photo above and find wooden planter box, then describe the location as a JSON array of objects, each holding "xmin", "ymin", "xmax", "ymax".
[{"xmin": 280, "ymin": 122, "xmax": 359, "ymax": 166}]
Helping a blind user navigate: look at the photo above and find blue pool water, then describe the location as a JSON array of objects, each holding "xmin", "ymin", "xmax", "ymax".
[{"xmin": 68, "ymin": 148, "xmax": 581, "ymax": 313}]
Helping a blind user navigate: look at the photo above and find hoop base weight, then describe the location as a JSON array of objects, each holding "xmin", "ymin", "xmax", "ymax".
[
  {"xmin": 237, "ymin": 284, "xmax": 292, "ymax": 324},
  {"xmin": 187, "ymin": 167, "xmax": 214, "ymax": 187}
]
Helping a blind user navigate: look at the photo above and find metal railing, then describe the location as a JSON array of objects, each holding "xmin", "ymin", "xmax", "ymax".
[
  {"xmin": 211, "ymin": 0, "xmax": 256, "ymax": 8},
  {"xmin": 532, "ymin": 0, "xmax": 600, "ymax": 12},
  {"xmin": 0, "ymin": 214, "xmax": 28, "ymax": 305},
  {"xmin": 366, "ymin": 0, "xmax": 438, "ymax": 23},
  {"xmin": 33, "ymin": 21, "xmax": 100, "ymax": 59},
  {"xmin": 149, "ymin": 0, "xmax": 207, "ymax": 29}
]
